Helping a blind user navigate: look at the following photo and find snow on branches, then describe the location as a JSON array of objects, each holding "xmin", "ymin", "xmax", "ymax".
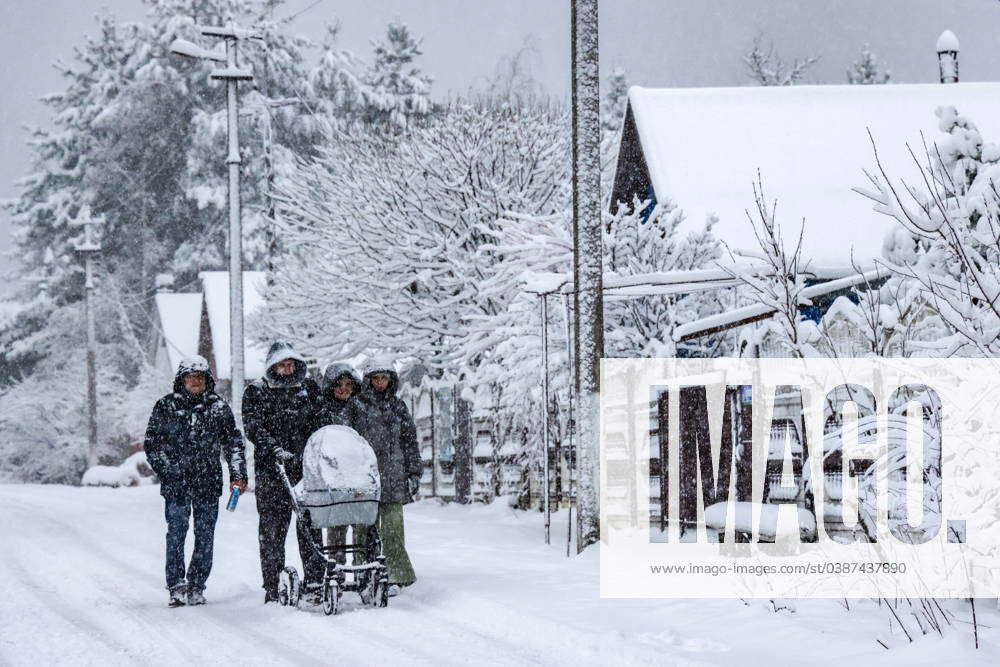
[{"xmin": 857, "ymin": 105, "xmax": 1000, "ymax": 357}]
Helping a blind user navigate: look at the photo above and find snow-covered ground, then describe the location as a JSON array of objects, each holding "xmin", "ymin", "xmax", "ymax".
[{"xmin": 1, "ymin": 484, "xmax": 996, "ymax": 666}]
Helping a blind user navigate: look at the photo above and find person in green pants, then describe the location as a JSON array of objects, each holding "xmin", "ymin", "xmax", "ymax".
[{"xmin": 346, "ymin": 356, "xmax": 423, "ymax": 591}]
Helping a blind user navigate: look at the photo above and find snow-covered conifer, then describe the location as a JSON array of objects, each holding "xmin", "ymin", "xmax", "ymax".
[
  {"xmin": 847, "ymin": 44, "xmax": 891, "ymax": 85},
  {"xmin": 363, "ymin": 21, "xmax": 433, "ymax": 130}
]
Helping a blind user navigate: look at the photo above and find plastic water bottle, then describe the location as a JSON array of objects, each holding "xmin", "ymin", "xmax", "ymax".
[{"xmin": 226, "ymin": 487, "xmax": 241, "ymax": 512}]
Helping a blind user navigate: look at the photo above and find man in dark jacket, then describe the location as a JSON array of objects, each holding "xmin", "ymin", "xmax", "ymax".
[
  {"xmin": 311, "ymin": 362, "xmax": 362, "ymax": 562},
  {"xmin": 144, "ymin": 355, "xmax": 247, "ymax": 607},
  {"xmin": 348, "ymin": 356, "xmax": 423, "ymax": 590},
  {"xmin": 243, "ymin": 341, "xmax": 324, "ymax": 603}
]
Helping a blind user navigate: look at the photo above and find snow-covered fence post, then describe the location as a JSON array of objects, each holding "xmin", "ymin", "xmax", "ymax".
[
  {"xmin": 572, "ymin": 0, "xmax": 604, "ymax": 552},
  {"xmin": 561, "ymin": 292, "xmax": 576, "ymax": 556},
  {"xmin": 541, "ymin": 294, "xmax": 551, "ymax": 544},
  {"xmin": 454, "ymin": 389, "xmax": 473, "ymax": 503},
  {"xmin": 936, "ymin": 30, "xmax": 959, "ymax": 84}
]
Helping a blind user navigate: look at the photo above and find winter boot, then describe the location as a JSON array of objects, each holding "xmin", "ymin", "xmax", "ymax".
[
  {"xmin": 264, "ymin": 588, "xmax": 279, "ymax": 604},
  {"xmin": 168, "ymin": 584, "xmax": 187, "ymax": 608},
  {"xmin": 187, "ymin": 588, "xmax": 206, "ymax": 606}
]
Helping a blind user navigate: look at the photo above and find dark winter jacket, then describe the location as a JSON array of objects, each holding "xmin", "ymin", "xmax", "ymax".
[
  {"xmin": 346, "ymin": 356, "xmax": 423, "ymax": 504},
  {"xmin": 311, "ymin": 362, "xmax": 361, "ymax": 429},
  {"xmin": 144, "ymin": 356, "xmax": 247, "ymax": 502},
  {"xmin": 243, "ymin": 342, "xmax": 320, "ymax": 487}
]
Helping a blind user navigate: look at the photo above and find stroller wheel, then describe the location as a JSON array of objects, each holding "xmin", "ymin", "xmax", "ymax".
[
  {"xmin": 279, "ymin": 567, "xmax": 301, "ymax": 608},
  {"xmin": 374, "ymin": 568, "xmax": 390, "ymax": 608},
  {"xmin": 322, "ymin": 580, "xmax": 341, "ymax": 616}
]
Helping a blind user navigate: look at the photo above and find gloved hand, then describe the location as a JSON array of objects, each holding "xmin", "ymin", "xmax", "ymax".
[
  {"xmin": 407, "ymin": 475, "xmax": 421, "ymax": 499},
  {"xmin": 230, "ymin": 480, "xmax": 247, "ymax": 492},
  {"xmin": 274, "ymin": 448, "xmax": 295, "ymax": 462}
]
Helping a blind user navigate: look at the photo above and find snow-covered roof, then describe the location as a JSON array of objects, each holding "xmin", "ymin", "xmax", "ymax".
[
  {"xmin": 673, "ymin": 266, "xmax": 889, "ymax": 341},
  {"xmin": 199, "ymin": 271, "xmax": 268, "ymax": 380},
  {"xmin": 154, "ymin": 292, "xmax": 203, "ymax": 373},
  {"xmin": 623, "ymin": 82, "xmax": 1000, "ymax": 265}
]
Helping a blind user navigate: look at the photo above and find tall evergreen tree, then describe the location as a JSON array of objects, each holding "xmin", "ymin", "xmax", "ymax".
[{"xmin": 364, "ymin": 21, "xmax": 433, "ymax": 130}]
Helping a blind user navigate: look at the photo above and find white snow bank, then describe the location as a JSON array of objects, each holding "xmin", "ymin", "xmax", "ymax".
[
  {"xmin": 82, "ymin": 451, "xmax": 152, "ymax": 488},
  {"xmin": 300, "ymin": 425, "xmax": 379, "ymax": 492}
]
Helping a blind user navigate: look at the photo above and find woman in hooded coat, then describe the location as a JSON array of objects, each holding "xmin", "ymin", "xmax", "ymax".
[
  {"xmin": 347, "ymin": 356, "xmax": 424, "ymax": 589},
  {"xmin": 312, "ymin": 362, "xmax": 362, "ymax": 561}
]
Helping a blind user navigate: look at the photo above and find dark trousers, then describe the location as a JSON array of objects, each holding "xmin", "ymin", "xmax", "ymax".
[
  {"xmin": 256, "ymin": 478, "xmax": 325, "ymax": 592},
  {"xmin": 164, "ymin": 498, "xmax": 219, "ymax": 592}
]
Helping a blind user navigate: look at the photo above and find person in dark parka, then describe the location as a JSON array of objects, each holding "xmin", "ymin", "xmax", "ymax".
[
  {"xmin": 243, "ymin": 341, "xmax": 325, "ymax": 603},
  {"xmin": 348, "ymin": 356, "xmax": 423, "ymax": 589},
  {"xmin": 144, "ymin": 355, "xmax": 247, "ymax": 607},
  {"xmin": 311, "ymin": 362, "xmax": 363, "ymax": 562}
]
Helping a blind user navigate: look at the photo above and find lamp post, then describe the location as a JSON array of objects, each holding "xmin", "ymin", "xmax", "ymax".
[
  {"xmin": 936, "ymin": 29, "xmax": 959, "ymax": 84},
  {"xmin": 170, "ymin": 22, "xmax": 258, "ymax": 425},
  {"xmin": 72, "ymin": 206, "xmax": 102, "ymax": 469}
]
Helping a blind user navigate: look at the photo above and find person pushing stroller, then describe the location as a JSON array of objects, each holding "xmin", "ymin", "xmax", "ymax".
[
  {"xmin": 243, "ymin": 341, "xmax": 326, "ymax": 603},
  {"xmin": 313, "ymin": 362, "xmax": 363, "ymax": 563}
]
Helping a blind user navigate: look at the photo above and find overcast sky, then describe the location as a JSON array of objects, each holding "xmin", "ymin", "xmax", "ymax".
[{"xmin": 3, "ymin": 0, "xmax": 1000, "ymax": 259}]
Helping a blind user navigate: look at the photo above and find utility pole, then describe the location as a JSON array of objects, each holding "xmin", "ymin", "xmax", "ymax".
[
  {"xmin": 571, "ymin": 0, "xmax": 603, "ymax": 551},
  {"xmin": 73, "ymin": 206, "xmax": 102, "ymax": 470},
  {"xmin": 171, "ymin": 22, "xmax": 257, "ymax": 426}
]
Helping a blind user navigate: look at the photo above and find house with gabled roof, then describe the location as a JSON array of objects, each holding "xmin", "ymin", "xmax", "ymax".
[
  {"xmin": 610, "ymin": 82, "xmax": 1000, "ymax": 347},
  {"xmin": 151, "ymin": 271, "xmax": 270, "ymax": 397}
]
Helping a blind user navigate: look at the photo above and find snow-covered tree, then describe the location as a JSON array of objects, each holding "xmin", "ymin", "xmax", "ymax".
[
  {"xmin": 604, "ymin": 199, "xmax": 725, "ymax": 357},
  {"xmin": 0, "ymin": 270, "xmax": 164, "ymax": 483},
  {"xmin": 724, "ymin": 177, "xmax": 823, "ymax": 357},
  {"xmin": 600, "ymin": 67, "xmax": 629, "ymax": 194},
  {"xmin": 0, "ymin": 0, "xmax": 386, "ymax": 480},
  {"xmin": 743, "ymin": 33, "xmax": 820, "ymax": 86},
  {"xmin": 847, "ymin": 44, "xmax": 891, "ymax": 85},
  {"xmin": 309, "ymin": 23, "xmax": 370, "ymax": 127},
  {"xmin": 363, "ymin": 21, "xmax": 433, "ymax": 130},
  {"xmin": 858, "ymin": 105, "xmax": 999, "ymax": 357},
  {"xmin": 260, "ymin": 101, "xmax": 570, "ymax": 369}
]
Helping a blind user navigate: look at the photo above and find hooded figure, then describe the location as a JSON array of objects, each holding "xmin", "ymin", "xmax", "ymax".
[
  {"xmin": 311, "ymin": 362, "xmax": 363, "ymax": 562},
  {"xmin": 318, "ymin": 362, "xmax": 362, "ymax": 424},
  {"xmin": 347, "ymin": 355, "xmax": 423, "ymax": 589},
  {"xmin": 143, "ymin": 355, "xmax": 247, "ymax": 606},
  {"xmin": 242, "ymin": 341, "xmax": 325, "ymax": 602}
]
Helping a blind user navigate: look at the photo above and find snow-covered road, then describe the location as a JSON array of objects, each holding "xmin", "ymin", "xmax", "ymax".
[{"xmin": 1, "ymin": 484, "xmax": 995, "ymax": 666}]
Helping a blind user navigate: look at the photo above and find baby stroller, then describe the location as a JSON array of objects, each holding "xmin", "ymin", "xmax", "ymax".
[{"xmin": 275, "ymin": 425, "xmax": 390, "ymax": 615}]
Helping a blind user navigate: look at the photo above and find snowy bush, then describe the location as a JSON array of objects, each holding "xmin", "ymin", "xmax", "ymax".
[{"xmin": 859, "ymin": 104, "xmax": 1000, "ymax": 357}]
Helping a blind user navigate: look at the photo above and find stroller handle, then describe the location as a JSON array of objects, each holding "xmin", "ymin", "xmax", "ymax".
[{"xmin": 274, "ymin": 462, "xmax": 303, "ymax": 514}]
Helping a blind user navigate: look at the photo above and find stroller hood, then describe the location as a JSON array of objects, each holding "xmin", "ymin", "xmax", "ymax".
[{"xmin": 301, "ymin": 425, "xmax": 380, "ymax": 495}]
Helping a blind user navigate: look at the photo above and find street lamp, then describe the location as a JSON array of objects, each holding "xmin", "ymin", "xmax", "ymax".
[
  {"xmin": 170, "ymin": 21, "xmax": 258, "ymax": 426},
  {"xmin": 936, "ymin": 29, "xmax": 960, "ymax": 84},
  {"xmin": 71, "ymin": 206, "xmax": 102, "ymax": 469}
]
